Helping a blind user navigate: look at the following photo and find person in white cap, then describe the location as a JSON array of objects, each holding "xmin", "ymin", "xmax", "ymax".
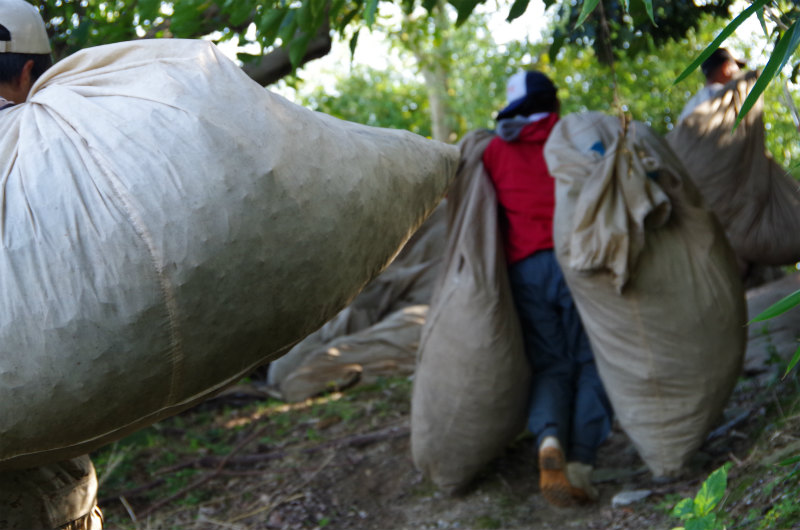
[
  {"xmin": 0, "ymin": 4, "xmax": 103, "ymax": 528},
  {"xmin": 482, "ymin": 70, "xmax": 613, "ymax": 508},
  {"xmin": 0, "ymin": 0, "xmax": 53, "ymax": 108}
]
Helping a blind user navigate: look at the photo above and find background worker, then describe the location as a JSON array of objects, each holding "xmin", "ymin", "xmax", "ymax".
[
  {"xmin": 678, "ymin": 47, "xmax": 746, "ymax": 123},
  {"xmin": 0, "ymin": 1, "xmax": 102, "ymax": 528},
  {"xmin": 481, "ymin": 70, "xmax": 613, "ymax": 507}
]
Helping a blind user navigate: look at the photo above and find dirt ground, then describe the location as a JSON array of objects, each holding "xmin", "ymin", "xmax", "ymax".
[{"xmin": 95, "ymin": 274, "xmax": 800, "ymax": 530}]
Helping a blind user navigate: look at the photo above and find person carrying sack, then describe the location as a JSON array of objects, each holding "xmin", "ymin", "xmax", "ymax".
[
  {"xmin": 0, "ymin": 1, "xmax": 102, "ymax": 528},
  {"xmin": 678, "ymin": 47, "xmax": 746, "ymax": 124},
  {"xmin": 481, "ymin": 70, "xmax": 613, "ymax": 507}
]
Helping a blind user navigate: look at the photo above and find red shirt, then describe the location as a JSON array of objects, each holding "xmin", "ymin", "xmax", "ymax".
[{"xmin": 482, "ymin": 113, "xmax": 559, "ymax": 265}]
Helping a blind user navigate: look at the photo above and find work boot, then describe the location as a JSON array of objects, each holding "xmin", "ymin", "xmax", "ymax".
[
  {"xmin": 538, "ymin": 436, "xmax": 574, "ymax": 507},
  {"xmin": 566, "ymin": 462, "xmax": 599, "ymax": 503}
]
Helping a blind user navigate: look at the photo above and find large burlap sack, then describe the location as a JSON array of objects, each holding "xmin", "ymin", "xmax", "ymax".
[
  {"xmin": 667, "ymin": 71, "xmax": 800, "ymax": 266},
  {"xmin": 544, "ymin": 112, "xmax": 747, "ymax": 477},
  {"xmin": 411, "ymin": 130, "xmax": 530, "ymax": 492},
  {"xmin": 274, "ymin": 305, "xmax": 427, "ymax": 402},
  {"xmin": 0, "ymin": 39, "xmax": 458, "ymax": 470},
  {"xmin": 267, "ymin": 204, "xmax": 446, "ymax": 400}
]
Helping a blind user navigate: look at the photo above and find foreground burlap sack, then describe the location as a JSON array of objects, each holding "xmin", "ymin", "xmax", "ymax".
[
  {"xmin": 667, "ymin": 71, "xmax": 800, "ymax": 266},
  {"xmin": 267, "ymin": 204, "xmax": 446, "ymax": 401},
  {"xmin": 0, "ymin": 39, "xmax": 458, "ymax": 469},
  {"xmin": 544, "ymin": 112, "xmax": 746, "ymax": 477},
  {"xmin": 0, "ymin": 455, "xmax": 101, "ymax": 529},
  {"xmin": 411, "ymin": 130, "xmax": 530, "ymax": 492}
]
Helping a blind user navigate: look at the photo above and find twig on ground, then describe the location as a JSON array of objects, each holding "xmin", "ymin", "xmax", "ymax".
[
  {"xmin": 138, "ymin": 423, "xmax": 270, "ymax": 518},
  {"xmin": 100, "ymin": 478, "xmax": 166, "ymax": 505},
  {"xmin": 228, "ymin": 451, "xmax": 337, "ymax": 524},
  {"xmin": 156, "ymin": 421, "xmax": 409, "ymax": 474},
  {"xmin": 119, "ymin": 495, "xmax": 138, "ymax": 524}
]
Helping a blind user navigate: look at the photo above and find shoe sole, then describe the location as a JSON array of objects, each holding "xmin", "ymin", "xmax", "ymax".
[{"xmin": 539, "ymin": 447, "xmax": 575, "ymax": 508}]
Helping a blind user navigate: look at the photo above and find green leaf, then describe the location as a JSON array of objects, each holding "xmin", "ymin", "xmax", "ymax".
[
  {"xmin": 674, "ymin": 0, "xmax": 770, "ymax": 84},
  {"xmin": 735, "ymin": 20, "xmax": 800, "ymax": 128},
  {"xmin": 639, "ymin": 0, "xmax": 655, "ymax": 26},
  {"xmin": 296, "ymin": 0, "xmax": 312, "ymax": 29},
  {"xmin": 453, "ymin": 0, "xmax": 483, "ymax": 26},
  {"xmin": 548, "ymin": 31, "xmax": 566, "ymax": 62},
  {"xmin": 257, "ymin": 8, "xmax": 288, "ymax": 46},
  {"xmin": 672, "ymin": 498, "xmax": 695, "ymax": 520},
  {"xmin": 138, "ymin": 0, "xmax": 162, "ymax": 21},
  {"xmin": 278, "ymin": 11, "xmax": 297, "ymax": 43},
  {"xmin": 685, "ymin": 514, "xmax": 718, "ymax": 530},
  {"xmin": 364, "ymin": 0, "xmax": 379, "ymax": 28},
  {"xmin": 756, "ymin": 8, "xmax": 768, "ymax": 36},
  {"xmin": 507, "ymin": 0, "xmax": 530, "ymax": 22},
  {"xmin": 422, "ymin": 0, "xmax": 438, "ymax": 13},
  {"xmin": 749, "ymin": 288, "xmax": 800, "ymax": 323},
  {"xmin": 228, "ymin": 0, "xmax": 254, "ymax": 27},
  {"xmin": 783, "ymin": 343, "xmax": 800, "ymax": 379},
  {"xmin": 349, "ymin": 29, "xmax": 360, "ymax": 59},
  {"xmin": 288, "ymin": 32, "xmax": 312, "ymax": 68},
  {"xmin": 779, "ymin": 454, "xmax": 800, "ymax": 466},
  {"xmin": 693, "ymin": 464, "xmax": 729, "ymax": 517},
  {"xmin": 576, "ymin": 0, "xmax": 600, "ymax": 27}
]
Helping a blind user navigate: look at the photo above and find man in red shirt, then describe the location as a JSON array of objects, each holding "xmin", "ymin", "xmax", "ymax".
[{"xmin": 482, "ymin": 71, "xmax": 612, "ymax": 507}]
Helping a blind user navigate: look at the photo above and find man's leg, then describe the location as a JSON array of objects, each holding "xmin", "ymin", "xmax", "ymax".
[
  {"xmin": 508, "ymin": 251, "xmax": 575, "ymax": 449},
  {"xmin": 508, "ymin": 250, "xmax": 576, "ymax": 507}
]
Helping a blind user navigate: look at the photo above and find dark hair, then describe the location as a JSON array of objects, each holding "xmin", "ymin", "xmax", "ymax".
[
  {"xmin": 502, "ymin": 90, "xmax": 559, "ymax": 119},
  {"xmin": 0, "ymin": 52, "xmax": 52, "ymax": 84}
]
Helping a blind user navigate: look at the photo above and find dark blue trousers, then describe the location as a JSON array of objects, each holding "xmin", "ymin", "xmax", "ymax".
[{"xmin": 508, "ymin": 250, "xmax": 613, "ymax": 465}]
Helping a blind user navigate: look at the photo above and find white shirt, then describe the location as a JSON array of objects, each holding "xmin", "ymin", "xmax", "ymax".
[{"xmin": 678, "ymin": 84, "xmax": 724, "ymax": 124}]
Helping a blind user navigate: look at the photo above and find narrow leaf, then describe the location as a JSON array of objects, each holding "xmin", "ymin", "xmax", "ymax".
[
  {"xmin": 749, "ymin": 288, "xmax": 800, "ymax": 323},
  {"xmin": 735, "ymin": 20, "xmax": 800, "ymax": 128},
  {"xmin": 364, "ymin": 0, "xmax": 379, "ymax": 28},
  {"xmin": 288, "ymin": 32, "xmax": 312, "ymax": 68},
  {"xmin": 348, "ymin": 29, "xmax": 360, "ymax": 59},
  {"xmin": 640, "ymin": 0, "xmax": 655, "ymax": 26},
  {"xmin": 674, "ymin": 0, "xmax": 770, "ymax": 84},
  {"xmin": 779, "ymin": 454, "xmax": 800, "ymax": 466},
  {"xmin": 548, "ymin": 31, "xmax": 566, "ymax": 62},
  {"xmin": 756, "ymin": 7, "xmax": 768, "ymax": 36},
  {"xmin": 576, "ymin": 0, "xmax": 600, "ymax": 27},
  {"xmin": 507, "ymin": 0, "xmax": 530, "ymax": 22},
  {"xmin": 782, "ymin": 343, "xmax": 800, "ymax": 379}
]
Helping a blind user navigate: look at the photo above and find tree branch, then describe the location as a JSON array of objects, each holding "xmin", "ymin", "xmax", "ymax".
[{"xmin": 242, "ymin": 28, "xmax": 333, "ymax": 87}]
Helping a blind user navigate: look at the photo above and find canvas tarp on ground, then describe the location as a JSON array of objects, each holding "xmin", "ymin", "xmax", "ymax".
[
  {"xmin": 544, "ymin": 112, "xmax": 747, "ymax": 477},
  {"xmin": 666, "ymin": 71, "xmax": 800, "ymax": 267},
  {"xmin": 411, "ymin": 129, "xmax": 530, "ymax": 493},
  {"xmin": 0, "ymin": 39, "xmax": 458, "ymax": 470},
  {"xmin": 267, "ymin": 204, "xmax": 446, "ymax": 402}
]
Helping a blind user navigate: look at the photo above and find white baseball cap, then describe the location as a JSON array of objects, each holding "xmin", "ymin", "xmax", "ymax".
[{"xmin": 0, "ymin": 0, "xmax": 51, "ymax": 54}]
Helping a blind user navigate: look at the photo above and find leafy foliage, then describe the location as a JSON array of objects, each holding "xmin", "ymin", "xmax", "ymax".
[
  {"xmin": 671, "ymin": 463, "xmax": 732, "ymax": 530},
  {"xmin": 750, "ymin": 288, "xmax": 800, "ymax": 378},
  {"xmin": 548, "ymin": 0, "xmax": 733, "ymax": 65},
  {"xmin": 29, "ymin": 0, "xmax": 736, "ymax": 72}
]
